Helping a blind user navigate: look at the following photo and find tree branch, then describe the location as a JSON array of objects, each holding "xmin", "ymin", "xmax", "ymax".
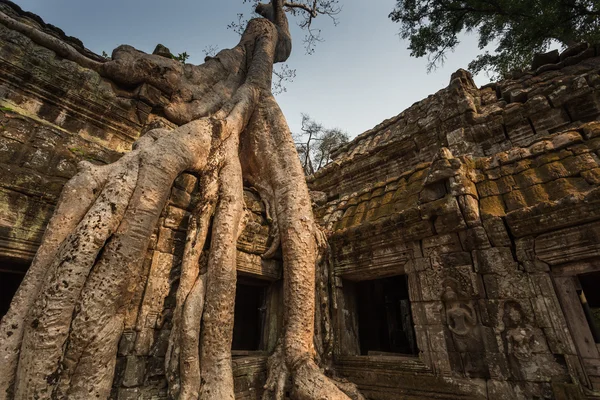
[{"xmin": 284, "ymin": 1, "xmax": 319, "ymax": 17}]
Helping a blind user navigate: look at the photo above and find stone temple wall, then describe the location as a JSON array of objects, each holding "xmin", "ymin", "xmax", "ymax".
[
  {"xmin": 309, "ymin": 49, "xmax": 600, "ymax": 199},
  {"xmin": 3, "ymin": 0, "xmax": 600, "ymax": 398},
  {"xmin": 312, "ymin": 44, "xmax": 600, "ymax": 399}
]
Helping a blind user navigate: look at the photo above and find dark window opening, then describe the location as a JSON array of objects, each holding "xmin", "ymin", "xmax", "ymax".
[
  {"xmin": 356, "ymin": 275, "xmax": 418, "ymax": 356},
  {"xmin": 0, "ymin": 260, "xmax": 28, "ymax": 319},
  {"xmin": 232, "ymin": 276, "xmax": 267, "ymax": 352},
  {"xmin": 578, "ymin": 272, "xmax": 600, "ymax": 344}
]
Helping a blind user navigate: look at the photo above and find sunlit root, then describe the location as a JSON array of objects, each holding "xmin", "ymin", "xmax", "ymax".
[{"xmin": 262, "ymin": 343, "xmax": 289, "ymax": 400}]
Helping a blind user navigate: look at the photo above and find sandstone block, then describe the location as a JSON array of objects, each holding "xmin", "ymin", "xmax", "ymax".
[
  {"xmin": 419, "ymin": 182, "xmax": 446, "ymax": 203},
  {"xmin": 476, "ymin": 179, "xmax": 501, "ymax": 198},
  {"xmin": 117, "ymin": 388, "xmax": 140, "ymax": 400},
  {"xmin": 118, "ymin": 331, "xmax": 137, "ymax": 356},
  {"xmin": 480, "ymin": 195, "xmax": 506, "ymax": 219},
  {"xmin": 476, "ymin": 247, "xmax": 515, "ymax": 275},
  {"xmin": 582, "ymin": 167, "xmax": 600, "ymax": 184},
  {"xmin": 522, "ymin": 183, "xmax": 550, "ymax": 206},
  {"xmin": 482, "ymin": 218, "xmax": 511, "ymax": 247},
  {"xmin": 458, "ymin": 227, "xmax": 491, "ymax": 251},
  {"xmin": 173, "ymin": 172, "xmax": 197, "ymax": 193},
  {"xmin": 582, "ymin": 121, "xmax": 600, "ymax": 139},
  {"xmin": 503, "ymin": 190, "xmax": 527, "ymax": 211},
  {"xmin": 122, "ymin": 356, "xmax": 146, "ymax": 388}
]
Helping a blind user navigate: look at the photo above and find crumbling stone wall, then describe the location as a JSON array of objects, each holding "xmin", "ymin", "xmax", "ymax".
[
  {"xmin": 310, "ymin": 45, "xmax": 600, "ymax": 200},
  {"xmin": 313, "ymin": 46, "xmax": 600, "ymax": 399}
]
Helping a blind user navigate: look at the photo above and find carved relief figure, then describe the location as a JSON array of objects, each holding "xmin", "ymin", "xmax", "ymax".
[
  {"xmin": 442, "ymin": 278, "xmax": 476, "ymax": 336},
  {"xmin": 502, "ymin": 301, "xmax": 534, "ymax": 360}
]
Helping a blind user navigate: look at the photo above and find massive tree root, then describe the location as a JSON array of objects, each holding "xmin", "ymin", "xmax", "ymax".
[{"xmin": 0, "ymin": 1, "xmax": 363, "ymax": 399}]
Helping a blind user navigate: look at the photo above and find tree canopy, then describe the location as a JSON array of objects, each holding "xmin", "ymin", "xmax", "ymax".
[{"xmin": 389, "ymin": 0, "xmax": 600, "ymax": 77}]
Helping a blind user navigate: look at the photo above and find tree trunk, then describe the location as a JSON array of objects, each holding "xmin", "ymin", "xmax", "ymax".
[{"xmin": 0, "ymin": 1, "xmax": 363, "ymax": 399}]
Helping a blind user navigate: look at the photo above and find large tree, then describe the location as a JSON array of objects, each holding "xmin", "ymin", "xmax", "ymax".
[
  {"xmin": 294, "ymin": 114, "xmax": 349, "ymax": 175},
  {"xmin": 389, "ymin": 0, "xmax": 600, "ymax": 77},
  {"xmin": 0, "ymin": 1, "xmax": 362, "ymax": 399}
]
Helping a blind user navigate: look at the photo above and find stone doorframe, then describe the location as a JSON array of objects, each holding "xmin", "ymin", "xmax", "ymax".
[{"xmin": 552, "ymin": 260, "xmax": 600, "ymax": 391}]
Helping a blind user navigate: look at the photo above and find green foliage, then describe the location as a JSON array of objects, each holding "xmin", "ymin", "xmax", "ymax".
[
  {"xmin": 68, "ymin": 147, "xmax": 97, "ymax": 162},
  {"xmin": 68, "ymin": 147, "xmax": 87, "ymax": 157},
  {"xmin": 0, "ymin": 106, "xmax": 14, "ymax": 113},
  {"xmin": 173, "ymin": 52, "xmax": 190, "ymax": 64},
  {"xmin": 389, "ymin": 0, "xmax": 600, "ymax": 78},
  {"xmin": 101, "ymin": 51, "xmax": 110, "ymax": 60}
]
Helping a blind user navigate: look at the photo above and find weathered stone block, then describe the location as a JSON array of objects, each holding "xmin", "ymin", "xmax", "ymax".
[
  {"xmin": 173, "ymin": 172, "xmax": 197, "ymax": 193},
  {"xmin": 537, "ymin": 161, "xmax": 569, "ymax": 181},
  {"xmin": 458, "ymin": 195, "xmax": 481, "ymax": 227},
  {"xmin": 163, "ymin": 205, "xmax": 190, "ymax": 231},
  {"xmin": 561, "ymin": 152, "xmax": 598, "ymax": 173},
  {"xmin": 419, "ymin": 182, "xmax": 446, "ymax": 203},
  {"xmin": 155, "ymin": 226, "xmax": 186, "ymax": 255},
  {"xmin": 566, "ymin": 91, "xmax": 600, "ymax": 121},
  {"xmin": 477, "ymin": 180, "xmax": 500, "ymax": 197},
  {"xmin": 422, "ymin": 301, "xmax": 444, "ymax": 325},
  {"xmin": 582, "ymin": 121, "xmax": 600, "ymax": 139},
  {"xmin": 413, "ymin": 257, "xmax": 431, "ymax": 272},
  {"xmin": 551, "ymin": 382, "xmax": 585, "ymax": 400},
  {"xmin": 582, "ymin": 167, "xmax": 600, "ymax": 184},
  {"xmin": 118, "ymin": 331, "xmax": 137, "ymax": 356},
  {"xmin": 482, "ymin": 218, "xmax": 511, "ymax": 247},
  {"xmin": 505, "ymin": 119, "xmax": 535, "ymax": 147},
  {"xmin": 521, "ymin": 183, "xmax": 550, "ymax": 206},
  {"xmin": 414, "ymin": 325, "xmax": 430, "ymax": 353},
  {"xmin": 480, "ymin": 195, "xmax": 507, "ymax": 219},
  {"xmin": 122, "ymin": 356, "xmax": 146, "ymax": 388},
  {"xmin": 483, "ymin": 272, "xmax": 533, "ymax": 299},
  {"xmin": 150, "ymin": 328, "xmax": 171, "ymax": 357},
  {"xmin": 422, "ymin": 232, "xmax": 462, "ymax": 256},
  {"xmin": 459, "ymin": 227, "xmax": 491, "ymax": 251},
  {"xmin": 503, "ymin": 189, "xmax": 527, "ymax": 211},
  {"xmin": 117, "ymin": 387, "xmax": 140, "ymax": 400},
  {"xmin": 476, "ymin": 248, "xmax": 516, "ymax": 275},
  {"xmin": 486, "ymin": 380, "xmax": 516, "ymax": 399},
  {"xmin": 514, "ymin": 168, "xmax": 543, "ymax": 188},
  {"xmin": 168, "ymin": 186, "xmax": 192, "ymax": 209}
]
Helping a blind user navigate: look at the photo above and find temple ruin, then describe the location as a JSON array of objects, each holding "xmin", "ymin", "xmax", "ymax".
[{"xmin": 2, "ymin": 0, "xmax": 600, "ymax": 398}]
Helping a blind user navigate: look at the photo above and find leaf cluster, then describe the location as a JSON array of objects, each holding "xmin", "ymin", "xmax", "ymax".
[
  {"xmin": 389, "ymin": 0, "xmax": 600, "ymax": 78},
  {"xmin": 173, "ymin": 51, "xmax": 190, "ymax": 64}
]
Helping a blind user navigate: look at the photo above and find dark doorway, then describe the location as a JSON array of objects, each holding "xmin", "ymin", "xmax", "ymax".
[
  {"xmin": 578, "ymin": 271, "xmax": 600, "ymax": 343},
  {"xmin": 0, "ymin": 260, "xmax": 27, "ymax": 318},
  {"xmin": 232, "ymin": 276, "xmax": 267, "ymax": 351},
  {"xmin": 356, "ymin": 275, "xmax": 418, "ymax": 356}
]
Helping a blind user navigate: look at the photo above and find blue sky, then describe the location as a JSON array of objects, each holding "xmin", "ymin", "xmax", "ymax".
[{"xmin": 13, "ymin": 0, "xmax": 492, "ymax": 138}]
